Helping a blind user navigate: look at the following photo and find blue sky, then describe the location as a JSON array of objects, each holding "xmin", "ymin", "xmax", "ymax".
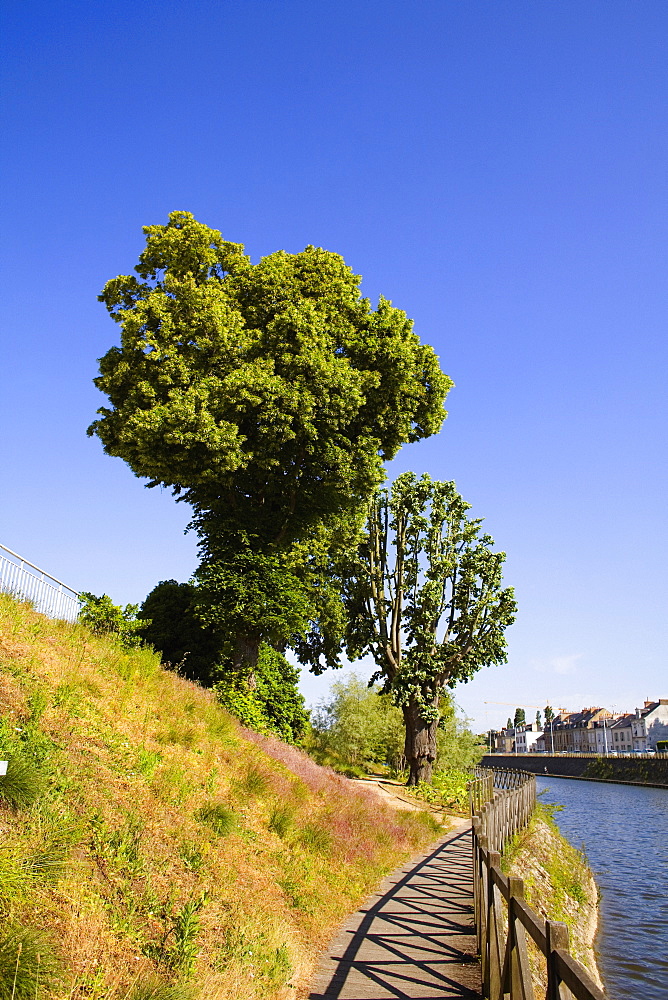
[{"xmin": 1, "ymin": 1, "xmax": 666, "ymax": 730}]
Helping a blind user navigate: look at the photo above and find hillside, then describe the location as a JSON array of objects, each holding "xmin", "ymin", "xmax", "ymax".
[{"xmin": 0, "ymin": 593, "xmax": 442, "ymax": 1000}]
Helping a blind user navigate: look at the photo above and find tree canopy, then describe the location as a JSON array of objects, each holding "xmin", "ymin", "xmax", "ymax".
[
  {"xmin": 343, "ymin": 472, "xmax": 516, "ymax": 784},
  {"xmin": 137, "ymin": 580, "xmax": 223, "ymax": 685},
  {"xmin": 89, "ymin": 212, "xmax": 451, "ymax": 672}
]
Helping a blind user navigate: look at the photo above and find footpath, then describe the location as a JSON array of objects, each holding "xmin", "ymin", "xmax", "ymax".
[{"xmin": 308, "ymin": 820, "xmax": 482, "ymax": 999}]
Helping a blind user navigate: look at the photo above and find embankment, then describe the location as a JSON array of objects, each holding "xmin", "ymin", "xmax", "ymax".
[
  {"xmin": 482, "ymin": 753, "xmax": 668, "ymax": 787},
  {"xmin": 0, "ymin": 593, "xmax": 443, "ymax": 1000},
  {"xmin": 502, "ymin": 805, "xmax": 604, "ymax": 994}
]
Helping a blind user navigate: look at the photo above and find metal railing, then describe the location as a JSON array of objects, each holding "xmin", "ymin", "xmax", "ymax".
[
  {"xmin": 0, "ymin": 543, "xmax": 79, "ymax": 623},
  {"xmin": 470, "ymin": 768, "xmax": 606, "ymax": 999}
]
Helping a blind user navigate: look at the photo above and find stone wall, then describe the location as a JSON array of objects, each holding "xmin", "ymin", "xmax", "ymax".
[{"xmin": 481, "ymin": 753, "xmax": 668, "ymax": 787}]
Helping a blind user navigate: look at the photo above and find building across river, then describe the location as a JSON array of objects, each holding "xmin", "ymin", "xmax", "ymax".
[{"xmin": 491, "ymin": 699, "xmax": 668, "ymax": 755}]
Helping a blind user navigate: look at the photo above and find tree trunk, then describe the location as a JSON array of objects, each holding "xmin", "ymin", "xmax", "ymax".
[
  {"xmin": 403, "ymin": 698, "xmax": 439, "ymax": 786},
  {"xmin": 231, "ymin": 635, "xmax": 260, "ymax": 685}
]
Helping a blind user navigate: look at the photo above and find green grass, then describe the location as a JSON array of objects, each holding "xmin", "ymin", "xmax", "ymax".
[
  {"xmin": 0, "ymin": 925, "xmax": 61, "ymax": 1000},
  {"xmin": 0, "ymin": 591, "xmax": 444, "ymax": 1000},
  {"xmin": 195, "ymin": 803, "xmax": 237, "ymax": 837}
]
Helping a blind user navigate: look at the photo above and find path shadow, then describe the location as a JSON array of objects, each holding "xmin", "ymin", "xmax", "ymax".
[{"xmin": 309, "ymin": 826, "xmax": 482, "ymax": 999}]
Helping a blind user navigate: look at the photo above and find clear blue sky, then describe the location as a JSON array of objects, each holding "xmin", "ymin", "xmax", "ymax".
[{"xmin": 2, "ymin": 1, "xmax": 666, "ymax": 730}]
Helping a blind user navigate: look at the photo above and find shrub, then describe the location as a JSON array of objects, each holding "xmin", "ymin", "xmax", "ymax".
[
  {"xmin": 214, "ymin": 645, "xmax": 309, "ymax": 743},
  {"xmin": 78, "ymin": 592, "xmax": 145, "ymax": 649},
  {"xmin": 137, "ymin": 580, "xmax": 224, "ymax": 686}
]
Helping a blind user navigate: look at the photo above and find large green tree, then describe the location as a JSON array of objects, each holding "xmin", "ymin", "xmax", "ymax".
[
  {"xmin": 89, "ymin": 212, "xmax": 451, "ymax": 675},
  {"xmin": 343, "ymin": 472, "xmax": 516, "ymax": 785}
]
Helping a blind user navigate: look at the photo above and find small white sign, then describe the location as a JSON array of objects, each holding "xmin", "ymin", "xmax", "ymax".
[{"xmin": 0, "ymin": 761, "xmax": 8, "ymax": 776}]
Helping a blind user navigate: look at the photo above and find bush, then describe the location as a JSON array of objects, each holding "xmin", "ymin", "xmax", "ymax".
[
  {"xmin": 308, "ymin": 674, "xmax": 485, "ymax": 792},
  {"xmin": 78, "ymin": 593, "xmax": 145, "ymax": 649},
  {"xmin": 308, "ymin": 674, "xmax": 405, "ymax": 771},
  {"xmin": 138, "ymin": 580, "xmax": 224, "ymax": 685},
  {"xmin": 214, "ymin": 645, "xmax": 309, "ymax": 743}
]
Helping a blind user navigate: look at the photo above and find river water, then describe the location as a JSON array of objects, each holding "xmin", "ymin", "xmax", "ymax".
[{"xmin": 536, "ymin": 776, "xmax": 668, "ymax": 1000}]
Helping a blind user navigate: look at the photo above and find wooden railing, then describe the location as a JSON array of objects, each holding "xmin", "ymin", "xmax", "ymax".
[{"xmin": 470, "ymin": 768, "xmax": 606, "ymax": 999}]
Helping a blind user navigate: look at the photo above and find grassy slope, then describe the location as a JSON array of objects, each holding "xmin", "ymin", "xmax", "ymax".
[
  {"xmin": 0, "ymin": 594, "xmax": 442, "ymax": 1000},
  {"xmin": 501, "ymin": 803, "xmax": 603, "ymax": 992}
]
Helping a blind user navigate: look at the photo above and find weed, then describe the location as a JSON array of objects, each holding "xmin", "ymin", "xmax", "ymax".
[
  {"xmin": 90, "ymin": 813, "xmax": 144, "ymax": 877},
  {"xmin": 195, "ymin": 803, "xmax": 236, "ymax": 837},
  {"xmin": 233, "ymin": 766, "xmax": 269, "ymax": 799},
  {"xmin": 204, "ymin": 767, "xmax": 218, "ymax": 795},
  {"xmin": 124, "ymin": 976, "xmax": 193, "ymax": 1000},
  {"xmin": 277, "ymin": 878, "xmax": 302, "ymax": 909},
  {"xmin": 52, "ymin": 682, "xmax": 82, "ymax": 714},
  {"xmin": 298, "ymin": 823, "xmax": 331, "ymax": 853},
  {"xmin": 178, "ymin": 840, "xmax": 207, "ymax": 873},
  {"xmin": 143, "ymin": 893, "xmax": 208, "ymax": 976},
  {"xmin": 268, "ymin": 804, "xmax": 295, "ymax": 839},
  {"xmin": 0, "ymin": 755, "xmax": 45, "ymax": 809},
  {"xmin": 203, "ymin": 708, "xmax": 237, "ymax": 744},
  {"xmin": 26, "ymin": 690, "xmax": 49, "ymax": 726},
  {"xmin": 152, "ymin": 765, "xmax": 195, "ymax": 807},
  {"xmin": 135, "ymin": 749, "xmax": 163, "ymax": 779},
  {"xmin": 156, "ymin": 724, "xmax": 198, "ymax": 749},
  {"xmin": 0, "ymin": 924, "xmax": 60, "ymax": 1000},
  {"xmin": 0, "ymin": 851, "xmax": 32, "ymax": 905},
  {"xmin": 171, "ymin": 893, "xmax": 207, "ymax": 975},
  {"xmin": 216, "ymin": 924, "xmax": 293, "ymax": 987},
  {"xmin": 264, "ymin": 943, "xmax": 293, "ymax": 986},
  {"xmin": 22, "ymin": 842, "xmax": 69, "ymax": 883}
]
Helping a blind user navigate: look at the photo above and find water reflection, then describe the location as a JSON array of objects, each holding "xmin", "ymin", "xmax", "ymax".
[{"xmin": 536, "ymin": 777, "xmax": 668, "ymax": 999}]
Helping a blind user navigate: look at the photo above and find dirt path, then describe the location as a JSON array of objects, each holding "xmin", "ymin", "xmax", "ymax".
[{"xmin": 348, "ymin": 775, "xmax": 468, "ymax": 828}]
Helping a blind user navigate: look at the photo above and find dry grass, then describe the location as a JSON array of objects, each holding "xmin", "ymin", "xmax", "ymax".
[{"xmin": 0, "ymin": 594, "xmax": 443, "ymax": 1000}]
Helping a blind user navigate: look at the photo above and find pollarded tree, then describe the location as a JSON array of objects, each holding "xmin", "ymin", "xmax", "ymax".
[
  {"xmin": 89, "ymin": 212, "xmax": 452, "ymax": 675},
  {"xmin": 343, "ymin": 472, "xmax": 516, "ymax": 785}
]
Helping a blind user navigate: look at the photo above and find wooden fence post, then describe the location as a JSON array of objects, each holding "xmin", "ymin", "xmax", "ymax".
[
  {"xmin": 546, "ymin": 920, "xmax": 570, "ymax": 1000},
  {"xmin": 487, "ymin": 851, "xmax": 503, "ymax": 999}
]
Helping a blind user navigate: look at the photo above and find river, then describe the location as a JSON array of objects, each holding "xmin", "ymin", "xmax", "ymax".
[{"xmin": 536, "ymin": 776, "xmax": 668, "ymax": 1000}]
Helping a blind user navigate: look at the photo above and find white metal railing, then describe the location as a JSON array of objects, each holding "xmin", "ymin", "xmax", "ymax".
[{"xmin": 0, "ymin": 543, "xmax": 79, "ymax": 623}]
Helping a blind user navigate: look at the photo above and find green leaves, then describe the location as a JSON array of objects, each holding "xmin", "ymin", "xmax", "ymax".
[
  {"xmin": 89, "ymin": 212, "xmax": 451, "ymax": 676},
  {"xmin": 90, "ymin": 212, "xmax": 450, "ymax": 541},
  {"xmin": 345, "ymin": 472, "xmax": 517, "ymax": 719},
  {"xmin": 78, "ymin": 592, "xmax": 145, "ymax": 649}
]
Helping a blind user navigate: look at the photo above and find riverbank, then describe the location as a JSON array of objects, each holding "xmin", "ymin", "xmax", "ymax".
[
  {"xmin": 483, "ymin": 752, "xmax": 668, "ymax": 787},
  {"xmin": 502, "ymin": 803, "xmax": 604, "ymax": 994},
  {"xmin": 536, "ymin": 776, "xmax": 668, "ymax": 997}
]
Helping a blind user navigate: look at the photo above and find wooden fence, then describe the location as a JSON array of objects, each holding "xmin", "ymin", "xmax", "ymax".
[{"xmin": 470, "ymin": 768, "xmax": 607, "ymax": 999}]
